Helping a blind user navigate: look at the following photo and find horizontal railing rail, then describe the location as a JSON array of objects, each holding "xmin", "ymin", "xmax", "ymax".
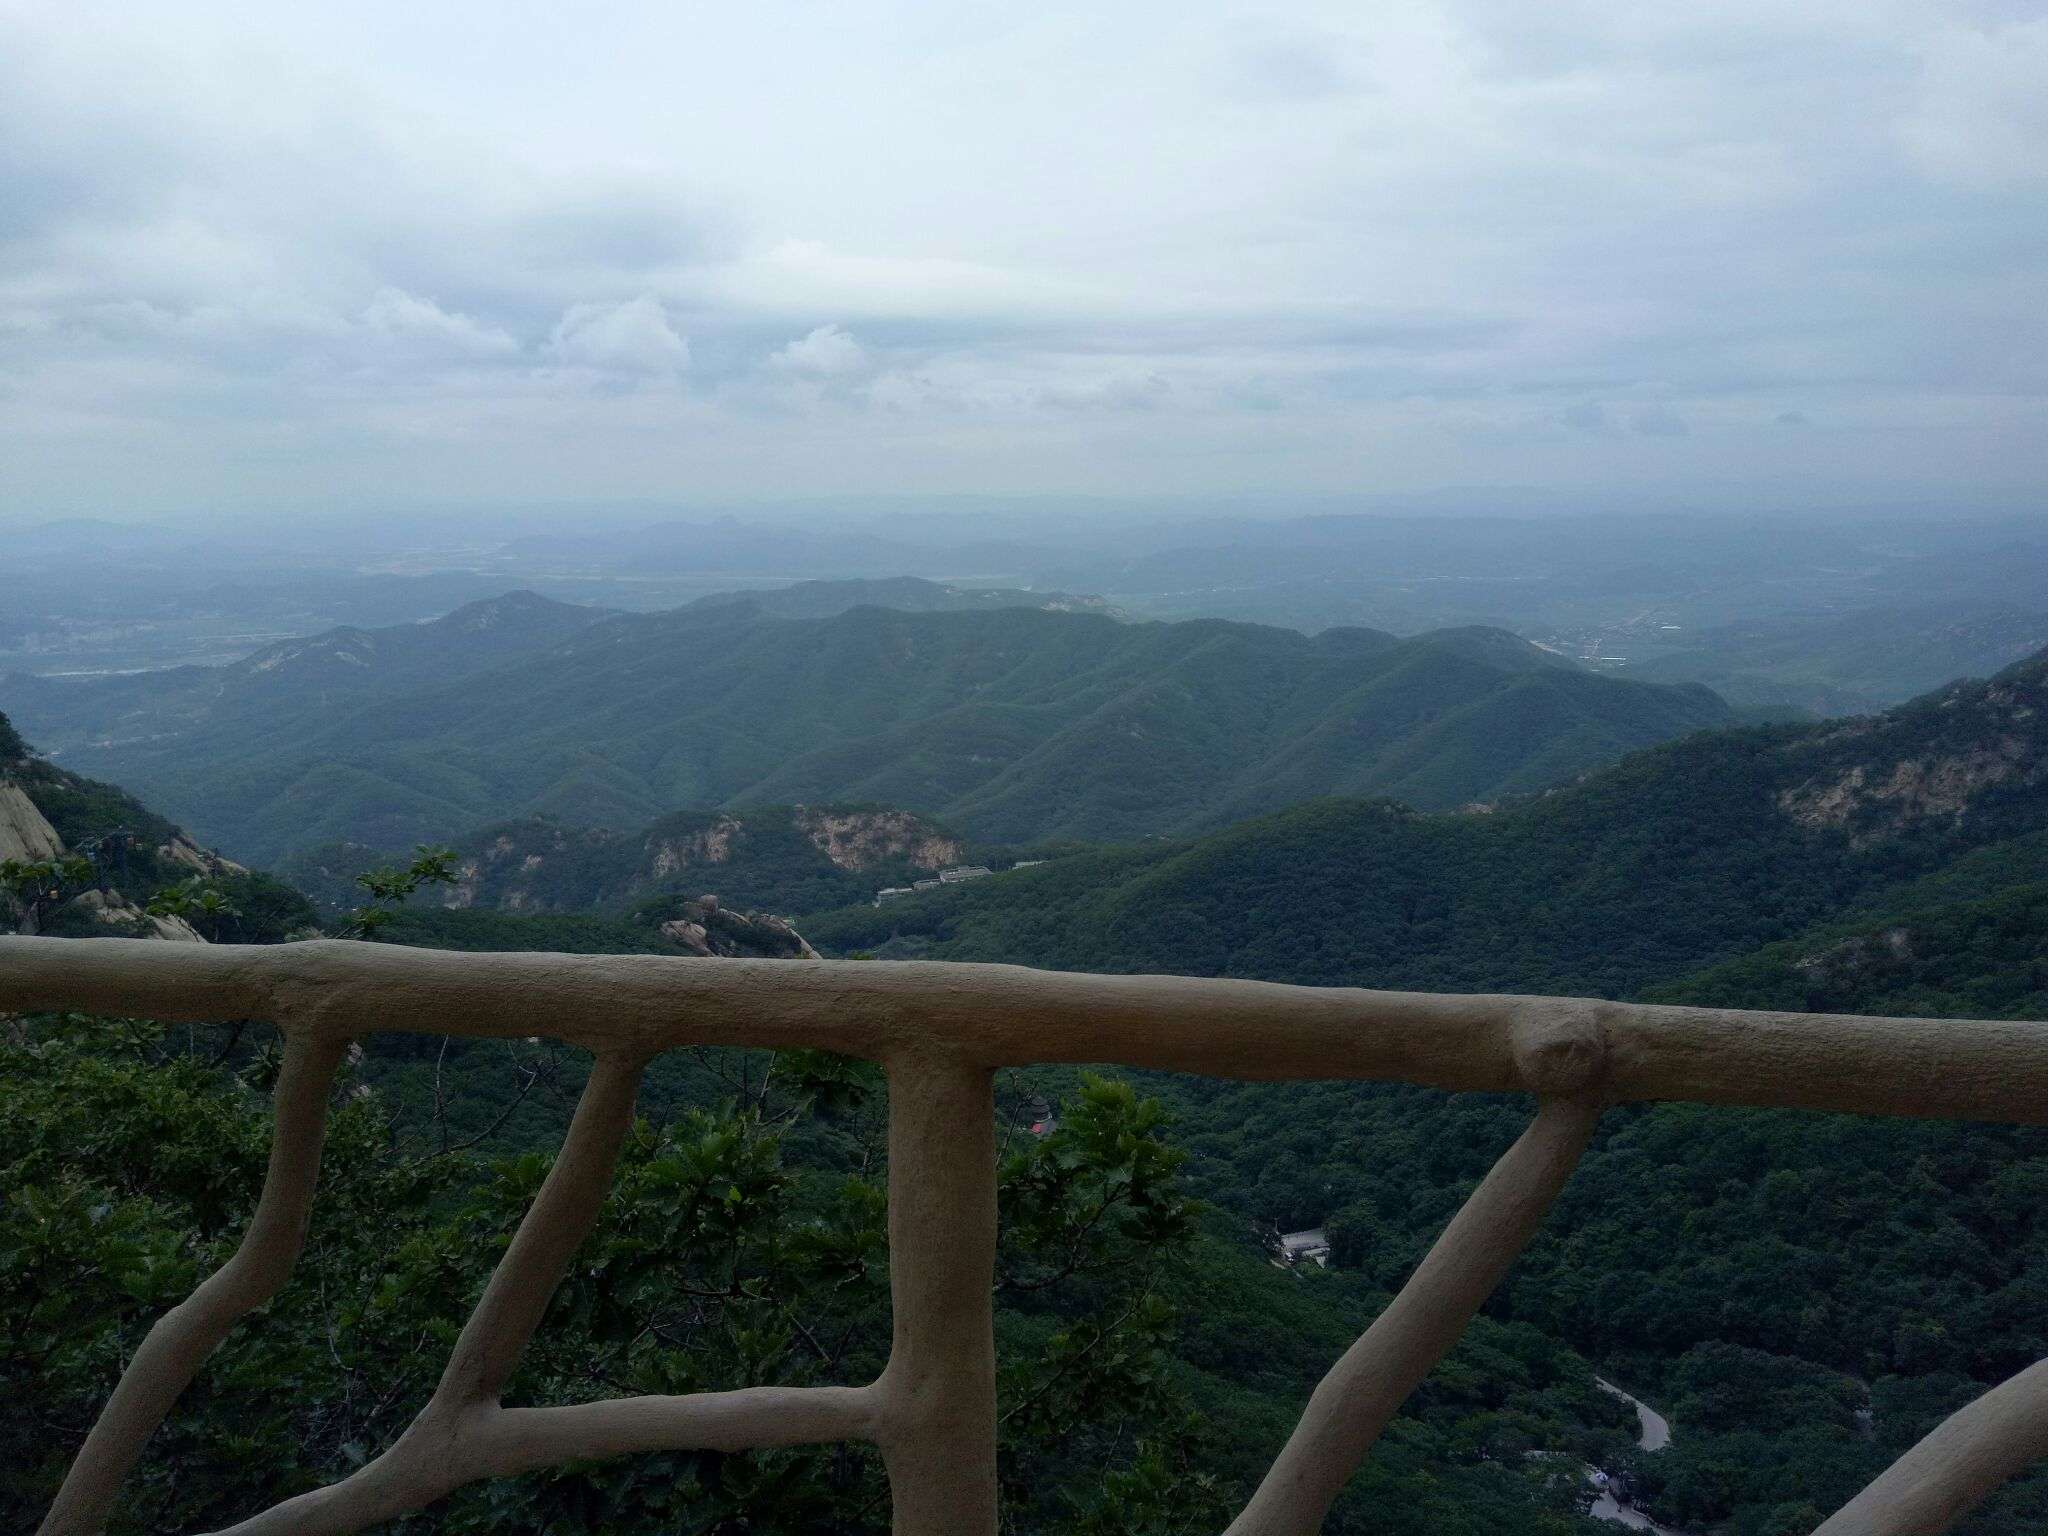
[{"xmin": 6, "ymin": 934, "xmax": 2047, "ymax": 1536}]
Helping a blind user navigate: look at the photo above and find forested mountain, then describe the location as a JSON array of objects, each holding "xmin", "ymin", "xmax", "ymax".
[
  {"xmin": 681, "ymin": 575, "xmax": 1117, "ymax": 622},
  {"xmin": 1026, "ymin": 512, "xmax": 2048, "ymax": 715},
  {"xmin": 2, "ymin": 706, "xmax": 1635, "ymax": 1535},
  {"xmin": 11, "ymin": 644, "xmax": 2048, "ymax": 1532},
  {"xmin": 0, "ymin": 580, "xmax": 1105, "ymax": 758},
  {"xmin": 3, "ymin": 591, "xmax": 1729, "ymax": 865},
  {"xmin": 810, "ymin": 647, "xmax": 2048, "ymax": 995},
  {"xmin": 804, "ymin": 649, "xmax": 2048, "ymax": 1534},
  {"xmin": 2, "ymin": 590, "xmax": 614, "ymax": 750}
]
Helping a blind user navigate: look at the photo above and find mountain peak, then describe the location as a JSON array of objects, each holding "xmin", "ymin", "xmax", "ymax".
[{"xmin": 434, "ymin": 590, "xmax": 590, "ymax": 632}]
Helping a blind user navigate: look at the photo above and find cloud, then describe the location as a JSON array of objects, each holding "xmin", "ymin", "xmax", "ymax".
[
  {"xmin": 772, "ymin": 324, "xmax": 867, "ymax": 376},
  {"xmin": 0, "ymin": 0, "xmax": 2042, "ymax": 508},
  {"xmin": 363, "ymin": 288, "xmax": 518, "ymax": 356},
  {"xmin": 546, "ymin": 296, "xmax": 690, "ymax": 374}
]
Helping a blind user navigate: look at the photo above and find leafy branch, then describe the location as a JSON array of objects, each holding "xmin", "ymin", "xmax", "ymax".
[{"xmin": 337, "ymin": 846, "xmax": 458, "ymax": 940}]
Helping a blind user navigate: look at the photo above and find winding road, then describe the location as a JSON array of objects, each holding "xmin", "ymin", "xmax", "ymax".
[{"xmin": 1588, "ymin": 1378, "xmax": 1683, "ymax": 1534}]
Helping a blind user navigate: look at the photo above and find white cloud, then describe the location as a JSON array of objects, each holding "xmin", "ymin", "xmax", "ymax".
[
  {"xmin": 363, "ymin": 288, "xmax": 518, "ymax": 355},
  {"xmin": 546, "ymin": 295, "xmax": 689, "ymax": 374},
  {"xmin": 772, "ymin": 324, "xmax": 868, "ymax": 376}
]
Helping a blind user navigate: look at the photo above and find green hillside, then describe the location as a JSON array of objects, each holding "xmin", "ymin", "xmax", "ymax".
[
  {"xmin": 806, "ymin": 649, "xmax": 2048, "ymax": 996},
  {"xmin": 12, "ymin": 644, "xmax": 2048, "ymax": 1531},
  {"xmin": 5, "ymin": 593, "xmax": 1729, "ymax": 865},
  {"xmin": 802, "ymin": 651, "xmax": 2048, "ymax": 1534},
  {"xmin": 3, "ymin": 590, "xmax": 612, "ymax": 749},
  {"xmin": 1, "ymin": 711, "xmax": 316, "ymax": 943}
]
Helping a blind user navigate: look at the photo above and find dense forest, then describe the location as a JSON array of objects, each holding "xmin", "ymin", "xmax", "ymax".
[
  {"xmin": 5, "ymin": 637, "xmax": 2048, "ymax": 1532},
  {"xmin": 804, "ymin": 649, "xmax": 2048, "ymax": 996},
  {"xmin": 795, "ymin": 649, "xmax": 2048, "ymax": 1533},
  {"xmin": 4, "ymin": 589, "xmax": 1728, "ymax": 863}
]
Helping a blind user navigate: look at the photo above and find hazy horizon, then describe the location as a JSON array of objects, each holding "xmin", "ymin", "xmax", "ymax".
[{"xmin": 8, "ymin": 489, "xmax": 2048, "ymax": 544}]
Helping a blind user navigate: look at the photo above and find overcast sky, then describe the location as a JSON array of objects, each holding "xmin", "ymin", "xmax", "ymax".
[{"xmin": 3, "ymin": 0, "xmax": 2044, "ymax": 516}]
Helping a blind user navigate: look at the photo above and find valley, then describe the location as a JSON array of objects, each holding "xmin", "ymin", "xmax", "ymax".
[{"xmin": 12, "ymin": 8, "xmax": 2047, "ymax": 1527}]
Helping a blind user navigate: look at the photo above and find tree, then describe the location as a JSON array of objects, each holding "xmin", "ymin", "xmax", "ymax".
[
  {"xmin": 339, "ymin": 845, "xmax": 458, "ymax": 938},
  {"xmin": 1, "ymin": 1014, "xmax": 1216, "ymax": 1535},
  {"xmin": 146, "ymin": 879, "xmax": 242, "ymax": 942},
  {"xmin": 1, "ymin": 854, "xmax": 97, "ymax": 934}
]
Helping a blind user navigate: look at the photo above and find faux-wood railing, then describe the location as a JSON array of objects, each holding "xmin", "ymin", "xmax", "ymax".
[{"xmin": 8, "ymin": 936, "xmax": 2048, "ymax": 1536}]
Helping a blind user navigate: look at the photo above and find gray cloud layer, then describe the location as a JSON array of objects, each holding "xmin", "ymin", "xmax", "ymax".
[{"xmin": 2, "ymin": 0, "xmax": 2044, "ymax": 512}]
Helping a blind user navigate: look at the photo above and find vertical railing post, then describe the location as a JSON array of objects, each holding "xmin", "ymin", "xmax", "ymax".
[
  {"xmin": 40, "ymin": 1032, "xmax": 345, "ymax": 1536},
  {"xmin": 874, "ymin": 1054, "xmax": 999, "ymax": 1535}
]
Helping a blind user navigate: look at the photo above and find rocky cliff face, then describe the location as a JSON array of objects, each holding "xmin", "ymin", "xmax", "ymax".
[
  {"xmin": 643, "ymin": 816, "xmax": 743, "ymax": 879},
  {"xmin": 65, "ymin": 888, "xmax": 207, "ymax": 942},
  {"xmin": 657, "ymin": 895, "xmax": 819, "ymax": 959},
  {"xmin": 0, "ymin": 781, "xmax": 64, "ymax": 863},
  {"xmin": 1775, "ymin": 659, "xmax": 2046, "ymax": 844},
  {"xmin": 155, "ymin": 833, "xmax": 248, "ymax": 878},
  {"xmin": 790, "ymin": 806, "xmax": 961, "ymax": 872},
  {"xmin": 2, "ymin": 708, "xmax": 222, "ymax": 941},
  {"xmin": 412, "ymin": 803, "xmax": 967, "ymax": 918}
]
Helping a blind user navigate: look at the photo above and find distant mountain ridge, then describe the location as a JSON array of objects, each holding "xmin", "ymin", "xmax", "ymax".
[
  {"xmin": 3, "ymin": 579, "xmax": 1731, "ymax": 864},
  {"xmin": 680, "ymin": 576, "xmax": 1118, "ymax": 622},
  {"xmin": 2, "ymin": 590, "xmax": 613, "ymax": 752},
  {"xmin": 810, "ymin": 645, "xmax": 2048, "ymax": 999}
]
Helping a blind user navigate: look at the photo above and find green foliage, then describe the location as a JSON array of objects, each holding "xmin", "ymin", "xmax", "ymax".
[
  {"xmin": 0, "ymin": 1016, "xmax": 1203, "ymax": 1533},
  {"xmin": 4, "ymin": 1015, "xmax": 1644, "ymax": 1535},
  {"xmin": 808, "ymin": 653, "xmax": 2048, "ymax": 1001},
  {"xmin": 1, "ymin": 853, "xmax": 97, "ymax": 930},
  {"xmin": 0, "ymin": 749, "xmax": 319, "ymax": 941},
  {"xmin": 1645, "ymin": 883, "xmax": 2048, "ymax": 1020},
  {"xmin": 145, "ymin": 880, "xmax": 241, "ymax": 941},
  {"xmin": 14, "ymin": 601, "xmax": 1731, "ymax": 863},
  {"xmin": 338, "ymin": 845, "xmax": 457, "ymax": 939}
]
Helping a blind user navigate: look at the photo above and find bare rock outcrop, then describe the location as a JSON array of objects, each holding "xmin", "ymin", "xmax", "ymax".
[
  {"xmin": 658, "ymin": 895, "xmax": 820, "ymax": 959},
  {"xmin": 0, "ymin": 782, "xmax": 65, "ymax": 863},
  {"xmin": 646, "ymin": 817, "xmax": 743, "ymax": 876},
  {"xmin": 67, "ymin": 888, "xmax": 208, "ymax": 942},
  {"xmin": 1778, "ymin": 738, "xmax": 2035, "ymax": 837},
  {"xmin": 794, "ymin": 806, "xmax": 962, "ymax": 872},
  {"xmin": 156, "ymin": 833, "xmax": 248, "ymax": 877}
]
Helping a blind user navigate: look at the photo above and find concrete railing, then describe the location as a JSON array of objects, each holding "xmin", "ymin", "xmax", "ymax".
[{"xmin": 8, "ymin": 934, "xmax": 2048, "ymax": 1536}]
